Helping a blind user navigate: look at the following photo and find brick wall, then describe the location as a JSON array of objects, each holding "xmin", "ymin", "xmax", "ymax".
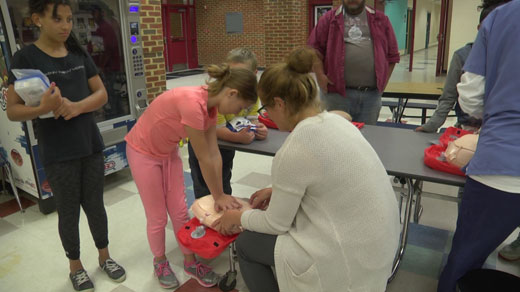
[
  {"xmin": 193, "ymin": 1, "xmax": 381, "ymax": 68},
  {"xmin": 195, "ymin": 0, "xmax": 265, "ymax": 67},
  {"xmin": 194, "ymin": 1, "xmax": 347, "ymax": 68},
  {"xmin": 140, "ymin": 0, "xmax": 166, "ymax": 101},
  {"xmin": 264, "ymin": 0, "xmax": 309, "ymax": 66}
]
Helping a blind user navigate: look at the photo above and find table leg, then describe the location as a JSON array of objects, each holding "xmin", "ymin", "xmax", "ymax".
[
  {"xmin": 229, "ymin": 243, "xmax": 237, "ymax": 273},
  {"xmin": 1, "ymin": 166, "xmax": 6, "ymax": 197},
  {"xmin": 398, "ymin": 99, "xmax": 409, "ymax": 123},
  {"xmin": 389, "ymin": 105, "xmax": 397, "ymax": 123},
  {"xmin": 413, "ymin": 180, "xmax": 423, "ymax": 223},
  {"xmin": 389, "ymin": 178, "xmax": 414, "ymax": 282},
  {"xmin": 394, "ymin": 98, "xmax": 403, "ymax": 123}
]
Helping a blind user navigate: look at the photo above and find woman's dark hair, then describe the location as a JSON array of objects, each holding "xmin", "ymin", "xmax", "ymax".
[
  {"xmin": 29, "ymin": 0, "xmax": 86, "ymax": 56},
  {"xmin": 479, "ymin": 0, "xmax": 511, "ymax": 23}
]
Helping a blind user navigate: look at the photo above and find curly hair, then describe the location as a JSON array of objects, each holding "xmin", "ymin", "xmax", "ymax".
[{"xmin": 29, "ymin": 0, "xmax": 85, "ymax": 55}]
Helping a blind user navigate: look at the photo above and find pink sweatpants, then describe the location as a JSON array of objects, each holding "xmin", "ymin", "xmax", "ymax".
[{"xmin": 126, "ymin": 144, "xmax": 192, "ymax": 256}]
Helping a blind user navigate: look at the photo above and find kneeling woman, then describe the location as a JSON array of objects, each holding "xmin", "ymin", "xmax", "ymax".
[{"xmin": 214, "ymin": 48, "xmax": 400, "ymax": 292}]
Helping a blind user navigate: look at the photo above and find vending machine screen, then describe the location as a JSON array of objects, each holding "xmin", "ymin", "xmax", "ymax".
[{"xmin": 130, "ymin": 22, "xmax": 139, "ymax": 35}]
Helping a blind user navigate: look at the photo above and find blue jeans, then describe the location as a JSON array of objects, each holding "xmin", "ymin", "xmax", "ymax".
[
  {"xmin": 320, "ymin": 88, "xmax": 382, "ymax": 125},
  {"xmin": 187, "ymin": 142, "xmax": 234, "ymax": 199}
]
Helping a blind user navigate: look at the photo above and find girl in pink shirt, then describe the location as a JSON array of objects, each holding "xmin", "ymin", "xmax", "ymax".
[{"xmin": 125, "ymin": 64, "xmax": 257, "ymax": 288}]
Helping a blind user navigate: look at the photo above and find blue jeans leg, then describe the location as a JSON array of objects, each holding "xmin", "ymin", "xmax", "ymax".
[
  {"xmin": 354, "ymin": 89, "xmax": 382, "ymax": 125},
  {"xmin": 320, "ymin": 89, "xmax": 382, "ymax": 125}
]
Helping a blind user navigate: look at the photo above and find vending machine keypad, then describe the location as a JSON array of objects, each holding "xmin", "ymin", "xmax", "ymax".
[{"xmin": 132, "ymin": 48, "xmax": 144, "ymax": 77}]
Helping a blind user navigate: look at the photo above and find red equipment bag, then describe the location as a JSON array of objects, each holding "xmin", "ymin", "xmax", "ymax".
[
  {"xmin": 423, "ymin": 127, "xmax": 473, "ymax": 177},
  {"xmin": 424, "ymin": 144, "xmax": 466, "ymax": 176},
  {"xmin": 439, "ymin": 127, "xmax": 473, "ymax": 147},
  {"xmin": 258, "ymin": 112, "xmax": 278, "ymax": 129},
  {"xmin": 352, "ymin": 122, "xmax": 365, "ymax": 129},
  {"xmin": 177, "ymin": 217, "xmax": 238, "ymax": 259}
]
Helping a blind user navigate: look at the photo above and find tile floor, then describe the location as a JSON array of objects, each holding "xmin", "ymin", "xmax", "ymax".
[{"xmin": 1, "ymin": 48, "xmax": 519, "ymax": 292}]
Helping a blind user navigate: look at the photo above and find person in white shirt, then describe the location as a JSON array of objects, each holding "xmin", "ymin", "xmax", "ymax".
[{"xmin": 212, "ymin": 48, "xmax": 400, "ymax": 292}]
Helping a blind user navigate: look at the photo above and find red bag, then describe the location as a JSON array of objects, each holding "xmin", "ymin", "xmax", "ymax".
[
  {"xmin": 177, "ymin": 217, "xmax": 238, "ymax": 259},
  {"xmin": 423, "ymin": 127, "xmax": 473, "ymax": 177},
  {"xmin": 439, "ymin": 127, "xmax": 472, "ymax": 147},
  {"xmin": 352, "ymin": 122, "xmax": 365, "ymax": 129},
  {"xmin": 258, "ymin": 112, "xmax": 278, "ymax": 129},
  {"xmin": 424, "ymin": 144, "xmax": 466, "ymax": 176}
]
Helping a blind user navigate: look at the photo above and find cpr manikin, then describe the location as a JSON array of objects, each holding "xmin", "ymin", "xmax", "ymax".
[
  {"xmin": 191, "ymin": 195, "xmax": 252, "ymax": 230},
  {"xmin": 445, "ymin": 134, "xmax": 479, "ymax": 168}
]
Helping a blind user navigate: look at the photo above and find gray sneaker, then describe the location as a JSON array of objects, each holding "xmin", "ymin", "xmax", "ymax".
[
  {"xmin": 184, "ymin": 261, "xmax": 219, "ymax": 288},
  {"xmin": 499, "ymin": 237, "xmax": 520, "ymax": 261},
  {"xmin": 153, "ymin": 258, "xmax": 179, "ymax": 289},
  {"xmin": 69, "ymin": 269, "xmax": 94, "ymax": 292},
  {"xmin": 100, "ymin": 258, "xmax": 126, "ymax": 282}
]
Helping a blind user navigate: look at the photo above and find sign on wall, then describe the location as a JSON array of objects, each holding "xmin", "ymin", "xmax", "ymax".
[
  {"xmin": 226, "ymin": 12, "xmax": 243, "ymax": 34},
  {"xmin": 315, "ymin": 5, "xmax": 333, "ymax": 27}
]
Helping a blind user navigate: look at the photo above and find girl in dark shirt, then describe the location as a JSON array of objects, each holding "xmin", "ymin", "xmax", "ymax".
[{"xmin": 6, "ymin": 1, "xmax": 125, "ymax": 291}]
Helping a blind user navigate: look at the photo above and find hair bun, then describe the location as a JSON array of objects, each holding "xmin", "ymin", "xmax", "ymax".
[
  {"xmin": 206, "ymin": 63, "xmax": 231, "ymax": 80},
  {"xmin": 286, "ymin": 48, "xmax": 316, "ymax": 74}
]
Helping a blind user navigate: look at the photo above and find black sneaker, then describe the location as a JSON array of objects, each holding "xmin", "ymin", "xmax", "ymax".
[
  {"xmin": 100, "ymin": 258, "xmax": 126, "ymax": 283},
  {"xmin": 69, "ymin": 269, "xmax": 94, "ymax": 292}
]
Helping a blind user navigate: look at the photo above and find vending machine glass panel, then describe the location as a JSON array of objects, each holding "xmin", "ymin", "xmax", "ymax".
[{"xmin": 5, "ymin": 0, "xmax": 132, "ymax": 123}]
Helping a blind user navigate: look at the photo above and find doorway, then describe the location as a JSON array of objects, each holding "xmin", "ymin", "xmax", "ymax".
[
  {"xmin": 436, "ymin": 0, "xmax": 450, "ymax": 76},
  {"xmin": 425, "ymin": 12, "xmax": 431, "ymax": 48},
  {"xmin": 162, "ymin": 3, "xmax": 198, "ymax": 72},
  {"xmin": 405, "ymin": 8, "xmax": 413, "ymax": 54}
]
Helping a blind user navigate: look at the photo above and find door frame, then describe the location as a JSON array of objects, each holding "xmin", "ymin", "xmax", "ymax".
[
  {"xmin": 425, "ymin": 11, "xmax": 431, "ymax": 48},
  {"xmin": 408, "ymin": 0, "xmax": 417, "ymax": 72},
  {"xmin": 161, "ymin": 2, "xmax": 198, "ymax": 72},
  {"xmin": 164, "ymin": 6, "xmax": 188, "ymax": 72},
  {"xmin": 436, "ymin": 0, "xmax": 450, "ymax": 76},
  {"xmin": 405, "ymin": 8, "xmax": 412, "ymax": 54}
]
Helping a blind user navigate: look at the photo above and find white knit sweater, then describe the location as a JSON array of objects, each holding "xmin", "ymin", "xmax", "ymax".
[{"xmin": 241, "ymin": 112, "xmax": 400, "ymax": 292}]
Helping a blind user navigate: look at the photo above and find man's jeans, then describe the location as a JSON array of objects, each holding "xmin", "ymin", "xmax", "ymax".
[{"xmin": 320, "ymin": 88, "xmax": 382, "ymax": 125}]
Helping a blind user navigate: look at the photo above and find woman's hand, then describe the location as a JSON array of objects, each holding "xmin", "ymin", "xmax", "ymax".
[
  {"xmin": 253, "ymin": 122, "xmax": 268, "ymax": 140},
  {"xmin": 54, "ymin": 97, "xmax": 83, "ymax": 120},
  {"xmin": 214, "ymin": 195, "xmax": 242, "ymax": 212},
  {"xmin": 249, "ymin": 188, "xmax": 272, "ymax": 210},
  {"xmin": 212, "ymin": 210, "xmax": 243, "ymax": 236}
]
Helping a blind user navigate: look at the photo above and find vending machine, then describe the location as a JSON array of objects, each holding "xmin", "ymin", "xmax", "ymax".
[{"xmin": 0, "ymin": 0, "xmax": 149, "ymax": 213}]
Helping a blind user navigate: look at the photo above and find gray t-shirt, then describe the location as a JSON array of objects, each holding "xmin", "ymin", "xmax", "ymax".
[{"xmin": 344, "ymin": 9, "xmax": 377, "ymax": 88}]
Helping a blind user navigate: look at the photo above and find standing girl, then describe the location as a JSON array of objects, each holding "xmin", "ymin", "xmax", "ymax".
[
  {"xmin": 125, "ymin": 64, "xmax": 257, "ymax": 288},
  {"xmin": 6, "ymin": 1, "xmax": 125, "ymax": 291}
]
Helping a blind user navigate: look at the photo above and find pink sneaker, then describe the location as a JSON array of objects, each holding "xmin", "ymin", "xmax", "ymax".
[
  {"xmin": 184, "ymin": 261, "xmax": 219, "ymax": 287},
  {"xmin": 153, "ymin": 258, "xmax": 179, "ymax": 289}
]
